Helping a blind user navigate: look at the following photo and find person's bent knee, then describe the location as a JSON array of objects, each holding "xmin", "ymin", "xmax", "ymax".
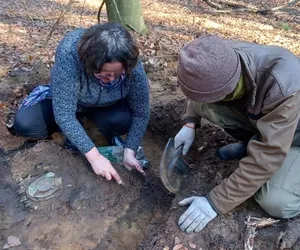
[
  {"xmin": 255, "ymin": 191, "xmax": 287, "ymax": 218},
  {"xmin": 118, "ymin": 111, "xmax": 132, "ymax": 134},
  {"xmin": 107, "ymin": 111, "xmax": 132, "ymax": 135},
  {"xmin": 14, "ymin": 112, "xmax": 47, "ymax": 138},
  {"xmin": 255, "ymin": 184, "xmax": 300, "ymax": 218}
]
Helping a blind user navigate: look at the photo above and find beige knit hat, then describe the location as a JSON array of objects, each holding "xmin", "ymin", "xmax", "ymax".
[{"xmin": 177, "ymin": 35, "xmax": 241, "ymax": 102}]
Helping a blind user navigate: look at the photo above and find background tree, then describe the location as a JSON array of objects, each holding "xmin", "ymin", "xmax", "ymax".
[{"xmin": 98, "ymin": 0, "xmax": 147, "ymax": 34}]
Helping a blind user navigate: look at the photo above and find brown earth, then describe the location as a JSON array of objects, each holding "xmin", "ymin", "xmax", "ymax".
[{"xmin": 1, "ymin": 0, "xmax": 300, "ymax": 250}]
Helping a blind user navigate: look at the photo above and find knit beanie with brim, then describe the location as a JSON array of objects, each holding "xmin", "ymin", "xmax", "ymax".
[{"xmin": 177, "ymin": 35, "xmax": 241, "ymax": 103}]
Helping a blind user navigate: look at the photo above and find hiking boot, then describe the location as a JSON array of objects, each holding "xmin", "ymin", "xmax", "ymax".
[
  {"xmin": 216, "ymin": 142, "xmax": 247, "ymax": 160},
  {"xmin": 5, "ymin": 111, "xmax": 16, "ymax": 136}
]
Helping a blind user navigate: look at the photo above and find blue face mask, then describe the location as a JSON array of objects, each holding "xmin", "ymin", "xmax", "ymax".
[{"xmin": 95, "ymin": 73, "xmax": 126, "ymax": 89}]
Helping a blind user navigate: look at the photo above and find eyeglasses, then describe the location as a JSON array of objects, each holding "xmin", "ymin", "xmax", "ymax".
[{"xmin": 94, "ymin": 71, "xmax": 125, "ymax": 81}]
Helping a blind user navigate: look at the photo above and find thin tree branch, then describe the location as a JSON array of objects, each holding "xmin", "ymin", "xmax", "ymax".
[
  {"xmin": 79, "ymin": 0, "xmax": 87, "ymax": 26},
  {"xmin": 3, "ymin": 13, "xmax": 59, "ymax": 21},
  {"xmin": 217, "ymin": 0, "xmax": 260, "ymax": 9},
  {"xmin": 202, "ymin": 0, "xmax": 224, "ymax": 9},
  {"xmin": 270, "ymin": 0, "xmax": 300, "ymax": 11},
  {"xmin": 22, "ymin": 0, "xmax": 35, "ymax": 23},
  {"xmin": 97, "ymin": 0, "xmax": 105, "ymax": 24},
  {"xmin": 202, "ymin": 0, "xmax": 300, "ymax": 15},
  {"xmin": 44, "ymin": 0, "xmax": 76, "ymax": 47}
]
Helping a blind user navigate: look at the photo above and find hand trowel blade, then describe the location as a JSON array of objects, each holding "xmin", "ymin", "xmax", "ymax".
[{"xmin": 159, "ymin": 138, "xmax": 189, "ymax": 194}]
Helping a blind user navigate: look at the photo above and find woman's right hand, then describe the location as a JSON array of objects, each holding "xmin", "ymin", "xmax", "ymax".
[{"xmin": 85, "ymin": 147, "xmax": 123, "ymax": 184}]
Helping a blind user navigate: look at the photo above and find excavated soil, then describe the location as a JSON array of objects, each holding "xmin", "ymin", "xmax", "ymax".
[
  {"xmin": 1, "ymin": 133, "xmax": 174, "ymax": 250},
  {"xmin": 1, "ymin": 0, "xmax": 300, "ymax": 249}
]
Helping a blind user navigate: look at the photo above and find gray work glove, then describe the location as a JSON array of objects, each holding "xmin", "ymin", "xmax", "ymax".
[
  {"xmin": 174, "ymin": 126, "xmax": 195, "ymax": 155},
  {"xmin": 178, "ymin": 196, "xmax": 217, "ymax": 233}
]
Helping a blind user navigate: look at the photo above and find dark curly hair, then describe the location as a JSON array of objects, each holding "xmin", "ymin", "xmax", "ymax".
[{"xmin": 78, "ymin": 22, "xmax": 139, "ymax": 75}]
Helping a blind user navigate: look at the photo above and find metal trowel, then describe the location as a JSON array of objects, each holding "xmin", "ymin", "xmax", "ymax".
[{"xmin": 159, "ymin": 138, "xmax": 189, "ymax": 194}]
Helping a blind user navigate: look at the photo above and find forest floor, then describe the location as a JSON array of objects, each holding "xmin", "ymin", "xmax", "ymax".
[{"xmin": 0, "ymin": 0, "xmax": 300, "ymax": 249}]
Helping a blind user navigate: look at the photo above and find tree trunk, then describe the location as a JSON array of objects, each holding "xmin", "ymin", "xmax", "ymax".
[{"xmin": 105, "ymin": 0, "xmax": 147, "ymax": 34}]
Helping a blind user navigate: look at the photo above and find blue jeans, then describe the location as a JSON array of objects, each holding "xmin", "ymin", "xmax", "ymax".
[{"xmin": 13, "ymin": 99, "xmax": 132, "ymax": 145}]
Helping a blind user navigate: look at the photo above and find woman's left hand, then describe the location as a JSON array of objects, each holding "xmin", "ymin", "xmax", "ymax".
[{"xmin": 123, "ymin": 148, "xmax": 146, "ymax": 176}]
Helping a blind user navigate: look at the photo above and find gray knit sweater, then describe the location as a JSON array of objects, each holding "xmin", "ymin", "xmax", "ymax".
[{"xmin": 50, "ymin": 28, "xmax": 150, "ymax": 154}]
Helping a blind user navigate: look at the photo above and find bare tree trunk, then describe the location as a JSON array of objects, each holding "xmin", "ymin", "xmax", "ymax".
[{"xmin": 105, "ymin": 0, "xmax": 147, "ymax": 34}]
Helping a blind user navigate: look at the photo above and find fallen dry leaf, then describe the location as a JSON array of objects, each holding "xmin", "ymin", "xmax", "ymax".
[
  {"xmin": 173, "ymin": 244, "xmax": 188, "ymax": 250},
  {"xmin": 0, "ymin": 101, "xmax": 6, "ymax": 110},
  {"xmin": 8, "ymin": 236, "xmax": 21, "ymax": 247},
  {"xmin": 163, "ymin": 247, "xmax": 170, "ymax": 250},
  {"xmin": 173, "ymin": 244, "xmax": 183, "ymax": 250},
  {"xmin": 174, "ymin": 237, "xmax": 181, "ymax": 245},
  {"xmin": 33, "ymin": 143, "xmax": 46, "ymax": 152},
  {"xmin": 12, "ymin": 87, "xmax": 24, "ymax": 97},
  {"xmin": 3, "ymin": 236, "xmax": 21, "ymax": 249},
  {"xmin": 188, "ymin": 241, "xmax": 197, "ymax": 249}
]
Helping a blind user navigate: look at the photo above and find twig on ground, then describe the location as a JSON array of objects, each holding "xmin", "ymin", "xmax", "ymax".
[
  {"xmin": 44, "ymin": 0, "xmax": 76, "ymax": 47},
  {"xmin": 153, "ymin": 55, "xmax": 178, "ymax": 58},
  {"xmin": 245, "ymin": 216, "xmax": 280, "ymax": 228},
  {"xmin": 22, "ymin": 0, "xmax": 35, "ymax": 23},
  {"xmin": 218, "ymin": 0, "xmax": 263, "ymax": 10},
  {"xmin": 79, "ymin": 0, "xmax": 87, "ymax": 26},
  {"xmin": 202, "ymin": 0, "xmax": 300, "ymax": 15},
  {"xmin": 270, "ymin": 0, "xmax": 300, "ymax": 10},
  {"xmin": 97, "ymin": 0, "xmax": 105, "ymax": 24},
  {"xmin": 277, "ymin": 231, "xmax": 287, "ymax": 250},
  {"xmin": 32, "ymin": 16, "xmax": 59, "ymax": 21},
  {"xmin": 244, "ymin": 216, "xmax": 279, "ymax": 250},
  {"xmin": 137, "ymin": 222, "xmax": 146, "ymax": 241},
  {"xmin": 3, "ymin": 13, "xmax": 60, "ymax": 21},
  {"xmin": 202, "ymin": 0, "xmax": 224, "ymax": 9}
]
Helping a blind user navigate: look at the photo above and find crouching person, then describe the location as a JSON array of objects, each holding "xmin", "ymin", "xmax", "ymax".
[
  {"xmin": 174, "ymin": 34, "xmax": 300, "ymax": 233},
  {"xmin": 7, "ymin": 23, "xmax": 150, "ymax": 184}
]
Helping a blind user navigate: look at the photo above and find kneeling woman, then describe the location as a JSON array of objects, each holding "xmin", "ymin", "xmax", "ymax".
[{"xmin": 10, "ymin": 23, "xmax": 150, "ymax": 184}]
